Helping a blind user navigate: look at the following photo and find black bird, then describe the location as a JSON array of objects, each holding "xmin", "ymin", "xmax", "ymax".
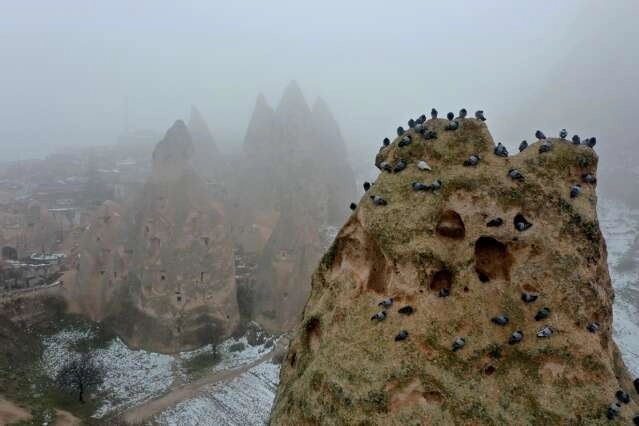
[
  {"xmin": 452, "ymin": 337, "xmax": 466, "ymax": 352},
  {"xmin": 398, "ymin": 135, "xmax": 412, "ymax": 147},
  {"xmin": 371, "ymin": 311, "xmax": 386, "ymax": 321},
  {"xmin": 414, "ymin": 123, "xmax": 424, "ymax": 133},
  {"xmin": 572, "ymin": 134, "xmax": 581, "ymax": 145},
  {"xmin": 494, "ymin": 142, "xmax": 509, "ymax": 157},
  {"xmin": 508, "ymin": 168, "xmax": 524, "ymax": 180},
  {"xmin": 539, "ymin": 142, "xmax": 552, "ymax": 153},
  {"xmin": 587, "ymin": 322, "xmax": 600, "ymax": 333},
  {"xmin": 508, "ymin": 330, "xmax": 524, "ymax": 345},
  {"xmin": 408, "ymin": 118, "xmax": 416, "ymax": 128},
  {"xmin": 424, "ymin": 130, "xmax": 437, "ymax": 140},
  {"xmin": 459, "ymin": 108, "xmax": 467, "ymax": 119},
  {"xmin": 570, "ymin": 184, "xmax": 582, "ymax": 199},
  {"xmin": 633, "ymin": 415, "xmax": 639, "ymax": 425},
  {"xmin": 395, "ymin": 330, "xmax": 409, "ymax": 341},
  {"xmin": 429, "ymin": 179, "xmax": 443, "ymax": 191},
  {"xmin": 581, "ymin": 174, "xmax": 596, "ymax": 184},
  {"xmin": 378, "ymin": 298, "xmax": 393, "ymax": 308},
  {"xmin": 514, "ymin": 214, "xmax": 533, "ymax": 231},
  {"xmin": 446, "ymin": 120, "xmax": 459, "ymax": 131},
  {"xmin": 559, "ymin": 128, "xmax": 568, "ymax": 139},
  {"xmin": 616, "ymin": 390, "xmax": 631, "ymax": 404},
  {"xmin": 463, "ymin": 154, "xmax": 480, "ymax": 167},
  {"xmin": 447, "ymin": 112, "xmax": 454, "ymax": 120},
  {"xmin": 584, "ymin": 137, "xmax": 597, "ymax": 148},
  {"xmin": 363, "ymin": 182, "xmax": 371, "ymax": 191},
  {"xmin": 491, "ymin": 315, "xmax": 509, "ymax": 326},
  {"xmin": 431, "ymin": 108, "xmax": 438, "ymax": 119},
  {"xmin": 607, "ymin": 403, "xmax": 621, "ymax": 420},
  {"xmin": 521, "ymin": 292, "xmax": 538, "ymax": 304},
  {"xmin": 349, "ymin": 202, "xmax": 357, "ymax": 211},
  {"xmin": 393, "ymin": 159, "xmax": 407, "ymax": 173},
  {"xmin": 397, "ymin": 126, "xmax": 405, "ymax": 136},
  {"xmin": 536, "ymin": 325, "xmax": 553, "ymax": 338},
  {"xmin": 418, "ymin": 114, "xmax": 427, "ymax": 124},
  {"xmin": 398, "ymin": 305, "xmax": 414, "ymax": 315},
  {"xmin": 475, "ymin": 110, "xmax": 486, "ymax": 121},
  {"xmin": 634, "ymin": 377, "xmax": 639, "ymax": 393},
  {"xmin": 411, "ymin": 181, "xmax": 429, "ymax": 191},
  {"xmin": 383, "ymin": 137, "xmax": 390, "ymax": 146},
  {"xmin": 519, "ymin": 140, "xmax": 528, "ymax": 152},
  {"xmin": 534, "ymin": 307, "xmax": 551, "ymax": 321},
  {"xmin": 439, "ymin": 287, "xmax": 450, "ymax": 298},
  {"xmin": 487, "ymin": 217, "xmax": 503, "ymax": 227},
  {"xmin": 370, "ymin": 195, "xmax": 387, "ymax": 206},
  {"xmin": 535, "ymin": 130, "xmax": 546, "ymax": 140}
]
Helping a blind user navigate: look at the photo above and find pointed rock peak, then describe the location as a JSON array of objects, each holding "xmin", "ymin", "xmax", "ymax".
[
  {"xmin": 188, "ymin": 105, "xmax": 217, "ymax": 149},
  {"xmin": 255, "ymin": 92, "xmax": 269, "ymax": 108},
  {"xmin": 276, "ymin": 80, "xmax": 311, "ymax": 116},
  {"xmin": 163, "ymin": 119, "xmax": 190, "ymax": 143},
  {"xmin": 189, "ymin": 105, "xmax": 204, "ymax": 124},
  {"xmin": 312, "ymin": 96, "xmax": 330, "ymax": 115},
  {"xmin": 151, "ymin": 119, "xmax": 194, "ymax": 181}
]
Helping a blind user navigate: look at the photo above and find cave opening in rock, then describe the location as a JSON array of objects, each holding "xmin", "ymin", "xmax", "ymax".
[
  {"xmin": 430, "ymin": 270, "xmax": 453, "ymax": 292},
  {"xmin": 436, "ymin": 210, "xmax": 466, "ymax": 239},
  {"xmin": 474, "ymin": 236, "xmax": 512, "ymax": 281},
  {"xmin": 305, "ymin": 317, "xmax": 321, "ymax": 353}
]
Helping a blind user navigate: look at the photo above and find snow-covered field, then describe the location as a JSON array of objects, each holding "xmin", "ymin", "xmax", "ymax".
[{"xmin": 599, "ymin": 199, "xmax": 639, "ymax": 376}]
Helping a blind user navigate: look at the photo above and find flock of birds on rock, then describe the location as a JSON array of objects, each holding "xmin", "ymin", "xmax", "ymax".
[{"xmin": 348, "ymin": 109, "xmax": 639, "ymax": 421}]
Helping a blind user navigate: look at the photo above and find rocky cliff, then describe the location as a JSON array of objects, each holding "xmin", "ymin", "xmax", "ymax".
[
  {"xmin": 188, "ymin": 106, "xmax": 223, "ymax": 182},
  {"xmin": 67, "ymin": 120, "xmax": 239, "ymax": 353},
  {"xmin": 271, "ymin": 117, "xmax": 639, "ymax": 424}
]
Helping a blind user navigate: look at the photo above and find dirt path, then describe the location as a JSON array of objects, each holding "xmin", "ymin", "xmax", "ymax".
[
  {"xmin": 0, "ymin": 397, "xmax": 32, "ymax": 425},
  {"xmin": 121, "ymin": 339, "xmax": 287, "ymax": 424}
]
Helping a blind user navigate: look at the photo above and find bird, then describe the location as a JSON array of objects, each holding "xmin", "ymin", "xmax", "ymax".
[
  {"xmin": 447, "ymin": 112, "xmax": 454, "ymax": 120},
  {"xmin": 616, "ymin": 390, "xmax": 631, "ymax": 404},
  {"xmin": 370, "ymin": 195, "xmax": 387, "ymax": 206},
  {"xmin": 581, "ymin": 174, "xmax": 596, "ymax": 184},
  {"xmin": 508, "ymin": 330, "xmax": 524, "ymax": 344},
  {"xmin": 514, "ymin": 214, "xmax": 533, "ymax": 231},
  {"xmin": 424, "ymin": 130, "xmax": 438, "ymax": 140},
  {"xmin": 363, "ymin": 182, "xmax": 371, "ymax": 191},
  {"xmin": 349, "ymin": 202, "xmax": 357, "ymax": 211},
  {"xmin": 534, "ymin": 307, "xmax": 551, "ymax": 321},
  {"xmin": 633, "ymin": 415, "xmax": 639, "ymax": 425},
  {"xmin": 559, "ymin": 129, "xmax": 568, "ymax": 139},
  {"xmin": 519, "ymin": 140, "xmax": 528, "ymax": 152},
  {"xmin": 521, "ymin": 292, "xmax": 538, "ymax": 304},
  {"xmin": 415, "ymin": 123, "xmax": 424, "ymax": 133},
  {"xmin": 452, "ymin": 337, "xmax": 466, "ymax": 352},
  {"xmin": 584, "ymin": 137, "xmax": 597, "ymax": 148},
  {"xmin": 587, "ymin": 322, "xmax": 600, "ymax": 333},
  {"xmin": 607, "ymin": 403, "xmax": 621, "ymax": 420},
  {"xmin": 487, "ymin": 218, "xmax": 503, "ymax": 227},
  {"xmin": 458, "ymin": 108, "xmax": 468, "ymax": 119},
  {"xmin": 431, "ymin": 108, "xmax": 438, "ymax": 119},
  {"xmin": 395, "ymin": 330, "xmax": 409, "ymax": 341},
  {"xmin": 383, "ymin": 137, "xmax": 390, "ymax": 146},
  {"xmin": 397, "ymin": 126, "xmax": 405, "ymax": 136},
  {"xmin": 634, "ymin": 378, "xmax": 639, "ymax": 394},
  {"xmin": 508, "ymin": 168, "xmax": 524, "ymax": 180},
  {"xmin": 417, "ymin": 114, "xmax": 427, "ymax": 124},
  {"xmin": 446, "ymin": 120, "xmax": 459, "ymax": 131},
  {"xmin": 494, "ymin": 142, "xmax": 509, "ymax": 157},
  {"xmin": 412, "ymin": 182, "xmax": 429, "ymax": 191},
  {"xmin": 378, "ymin": 298, "xmax": 393, "ymax": 308},
  {"xmin": 463, "ymin": 154, "xmax": 480, "ymax": 167},
  {"xmin": 475, "ymin": 110, "xmax": 486, "ymax": 121},
  {"xmin": 379, "ymin": 161, "xmax": 392, "ymax": 172},
  {"xmin": 398, "ymin": 135, "xmax": 412, "ymax": 147},
  {"xmin": 371, "ymin": 311, "xmax": 386, "ymax": 321},
  {"xmin": 535, "ymin": 130, "xmax": 546, "ymax": 140},
  {"xmin": 491, "ymin": 315, "xmax": 509, "ymax": 326},
  {"xmin": 570, "ymin": 184, "xmax": 582, "ymax": 199},
  {"xmin": 536, "ymin": 325, "xmax": 553, "ymax": 338},
  {"xmin": 572, "ymin": 135, "xmax": 581, "ymax": 145},
  {"xmin": 539, "ymin": 142, "xmax": 552, "ymax": 153},
  {"xmin": 393, "ymin": 159, "xmax": 407, "ymax": 173},
  {"xmin": 398, "ymin": 305, "xmax": 414, "ymax": 315},
  {"xmin": 429, "ymin": 179, "xmax": 442, "ymax": 191},
  {"xmin": 439, "ymin": 287, "xmax": 450, "ymax": 297},
  {"xmin": 408, "ymin": 118, "xmax": 416, "ymax": 128},
  {"xmin": 417, "ymin": 160, "xmax": 432, "ymax": 171}
]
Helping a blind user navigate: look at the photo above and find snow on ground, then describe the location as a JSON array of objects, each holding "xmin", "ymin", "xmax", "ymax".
[
  {"xmin": 40, "ymin": 329, "xmax": 94, "ymax": 376},
  {"xmin": 156, "ymin": 361, "xmax": 280, "ymax": 426},
  {"xmin": 212, "ymin": 336, "xmax": 274, "ymax": 372}
]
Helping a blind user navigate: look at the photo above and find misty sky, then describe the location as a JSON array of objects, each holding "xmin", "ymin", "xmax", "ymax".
[{"xmin": 1, "ymin": 1, "xmax": 638, "ymax": 168}]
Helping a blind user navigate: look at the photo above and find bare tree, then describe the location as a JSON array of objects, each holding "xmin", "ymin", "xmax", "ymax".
[{"xmin": 55, "ymin": 353, "xmax": 105, "ymax": 403}]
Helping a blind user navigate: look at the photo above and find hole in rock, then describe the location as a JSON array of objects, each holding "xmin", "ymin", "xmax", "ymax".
[
  {"xmin": 463, "ymin": 286, "xmax": 469, "ymax": 292},
  {"xmin": 436, "ymin": 210, "xmax": 466, "ymax": 239},
  {"xmin": 430, "ymin": 270, "xmax": 453, "ymax": 292},
  {"xmin": 305, "ymin": 318, "xmax": 321, "ymax": 353},
  {"xmin": 290, "ymin": 352, "xmax": 297, "ymax": 367},
  {"xmin": 474, "ymin": 237, "xmax": 512, "ymax": 281},
  {"xmin": 484, "ymin": 365, "xmax": 496, "ymax": 376}
]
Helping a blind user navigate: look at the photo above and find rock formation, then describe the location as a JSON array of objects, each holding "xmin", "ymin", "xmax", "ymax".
[
  {"xmin": 271, "ymin": 118, "xmax": 639, "ymax": 423},
  {"xmin": 66, "ymin": 120, "xmax": 239, "ymax": 353},
  {"xmin": 188, "ymin": 106, "xmax": 223, "ymax": 181}
]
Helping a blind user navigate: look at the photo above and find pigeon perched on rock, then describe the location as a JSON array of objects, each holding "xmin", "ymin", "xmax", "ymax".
[
  {"xmin": 514, "ymin": 214, "xmax": 533, "ymax": 231},
  {"xmin": 508, "ymin": 168, "xmax": 524, "ymax": 180},
  {"xmin": 397, "ymin": 126, "xmax": 405, "ymax": 136},
  {"xmin": 408, "ymin": 118, "xmax": 416, "ymax": 129},
  {"xmin": 429, "ymin": 179, "xmax": 443, "ymax": 191},
  {"xmin": 439, "ymin": 287, "xmax": 450, "ymax": 297},
  {"xmin": 378, "ymin": 298, "xmax": 393, "ymax": 308},
  {"xmin": 383, "ymin": 137, "xmax": 390, "ymax": 147},
  {"xmin": 411, "ymin": 182, "xmax": 430, "ymax": 191},
  {"xmin": 398, "ymin": 305, "xmax": 414, "ymax": 315},
  {"xmin": 634, "ymin": 378, "xmax": 639, "ymax": 393},
  {"xmin": 395, "ymin": 330, "xmax": 409, "ymax": 341},
  {"xmin": 583, "ymin": 137, "xmax": 597, "ymax": 148},
  {"xmin": 487, "ymin": 217, "xmax": 503, "ymax": 227},
  {"xmin": 494, "ymin": 142, "xmax": 509, "ymax": 157},
  {"xmin": 417, "ymin": 114, "xmax": 427, "ymax": 124},
  {"xmin": 581, "ymin": 174, "xmax": 596, "ymax": 184},
  {"xmin": 458, "ymin": 108, "xmax": 468, "ymax": 119},
  {"xmin": 363, "ymin": 182, "xmax": 371, "ymax": 191},
  {"xmin": 370, "ymin": 195, "xmax": 387, "ymax": 206},
  {"xmin": 587, "ymin": 322, "xmax": 600, "ymax": 333},
  {"xmin": 491, "ymin": 315, "xmax": 509, "ymax": 326},
  {"xmin": 572, "ymin": 135, "xmax": 581, "ymax": 145},
  {"xmin": 446, "ymin": 120, "xmax": 459, "ymax": 131},
  {"xmin": 633, "ymin": 415, "xmax": 639, "ymax": 425},
  {"xmin": 607, "ymin": 403, "xmax": 621, "ymax": 420},
  {"xmin": 519, "ymin": 140, "xmax": 528, "ymax": 152},
  {"xmin": 452, "ymin": 337, "xmax": 466, "ymax": 352},
  {"xmin": 616, "ymin": 390, "xmax": 631, "ymax": 404},
  {"xmin": 393, "ymin": 159, "xmax": 407, "ymax": 173},
  {"xmin": 534, "ymin": 307, "xmax": 551, "ymax": 321},
  {"xmin": 535, "ymin": 130, "xmax": 546, "ymax": 140},
  {"xmin": 371, "ymin": 311, "xmax": 386, "ymax": 321},
  {"xmin": 414, "ymin": 123, "xmax": 424, "ymax": 133},
  {"xmin": 417, "ymin": 160, "xmax": 432, "ymax": 171},
  {"xmin": 508, "ymin": 330, "xmax": 524, "ymax": 344},
  {"xmin": 424, "ymin": 130, "xmax": 438, "ymax": 140},
  {"xmin": 349, "ymin": 202, "xmax": 357, "ymax": 211},
  {"xmin": 398, "ymin": 135, "xmax": 412, "ymax": 147},
  {"xmin": 463, "ymin": 154, "xmax": 481, "ymax": 166},
  {"xmin": 447, "ymin": 112, "xmax": 454, "ymax": 121},
  {"xmin": 559, "ymin": 128, "xmax": 568, "ymax": 139},
  {"xmin": 475, "ymin": 110, "xmax": 486, "ymax": 121},
  {"xmin": 431, "ymin": 108, "xmax": 438, "ymax": 119},
  {"xmin": 539, "ymin": 142, "xmax": 552, "ymax": 153},
  {"xmin": 570, "ymin": 184, "xmax": 582, "ymax": 198},
  {"xmin": 536, "ymin": 325, "xmax": 553, "ymax": 338},
  {"xmin": 521, "ymin": 292, "xmax": 538, "ymax": 304}
]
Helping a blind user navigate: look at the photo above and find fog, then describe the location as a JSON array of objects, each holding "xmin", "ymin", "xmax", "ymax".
[{"xmin": 1, "ymin": 0, "xmax": 638, "ymax": 169}]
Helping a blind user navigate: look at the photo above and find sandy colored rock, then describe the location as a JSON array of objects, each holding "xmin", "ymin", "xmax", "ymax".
[
  {"xmin": 0, "ymin": 397, "xmax": 32, "ymax": 425},
  {"xmin": 271, "ymin": 118, "xmax": 638, "ymax": 424}
]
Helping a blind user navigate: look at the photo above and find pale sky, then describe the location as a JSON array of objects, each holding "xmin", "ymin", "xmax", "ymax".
[{"xmin": 1, "ymin": 0, "xmax": 638, "ymax": 169}]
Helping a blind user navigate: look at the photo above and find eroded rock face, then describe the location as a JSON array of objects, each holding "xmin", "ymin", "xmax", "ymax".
[
  {"xmin": 188, "ymin": 105, "xmax": 223, "ymax": 181},
  {"xmin": 67, "ymin": 121, "xmax": 239, "ymax": 353},
  {"xmin": 271, "ymin": 118, "xmax": 638, "ymax": 423}
]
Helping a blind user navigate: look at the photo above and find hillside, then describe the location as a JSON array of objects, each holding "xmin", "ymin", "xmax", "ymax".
[{"xmin": 271, "ymin": 117, "xmax": 639, "ymax": 424}]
